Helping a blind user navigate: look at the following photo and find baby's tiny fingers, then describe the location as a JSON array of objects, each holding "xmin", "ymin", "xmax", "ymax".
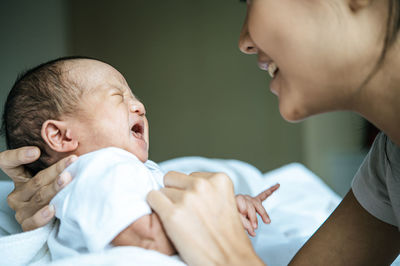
[
  {"xmin": 254, "ymin": 201, "xmax": 271, "ymax": 224},
  {"xmin": 247, "ymin": 203, "xmax": 258, "ymax": 229},
  {"xmin": 240, "ymin": 215, "xmax": 255, "ymax": 237},
  {"xmin": 256, "ymin": 183, "xmax": 280, "ymax": 202},
  {"xmin": 235, "ymin": 195, "xmax": 247, "ymax": 214}
]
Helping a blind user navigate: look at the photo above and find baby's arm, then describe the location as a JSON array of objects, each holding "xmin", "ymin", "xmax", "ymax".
[
  {"xmin": 111, "ymin": 212, "xmax": 176, "ymax": 255},
  {"xmin": 236, "ymin": 184, "xmax": 280, "ymax": 236},
  {"xmin": 112, "ymin": 184, "xmax": 278, "ymax": 252}
]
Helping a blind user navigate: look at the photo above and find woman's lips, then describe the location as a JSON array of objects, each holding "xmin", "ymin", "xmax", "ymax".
[
  {"xmin": 258, "ymin": 61, "xmax": 269, "ymax": 71},
  {"xmin": 258, "ymin": 61, "xmax": 280, "ymax": 95},
  {"xmin": 258, "ymin": 61, "xmax": 279, "ymax": 78},
  {"xmin": 269, "ymin": 69, "xmax": 280, "ymax": 96}
]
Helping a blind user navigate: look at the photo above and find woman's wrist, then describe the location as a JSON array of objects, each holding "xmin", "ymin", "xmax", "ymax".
[
  {"xmin": 220, "ymin": 219, "xmax": 265, "ymax": 266},
  {"xmin": 224, "ymin": 245, "xmax": 264, "ymax": 266}
]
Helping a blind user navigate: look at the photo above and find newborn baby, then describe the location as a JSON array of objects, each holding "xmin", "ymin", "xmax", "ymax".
[{"xmin": 2, "ymin": 56, "xmax": 279, "ymax": 260}]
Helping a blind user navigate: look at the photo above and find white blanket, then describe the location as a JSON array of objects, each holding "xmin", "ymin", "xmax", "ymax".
[{"xmin": 0, "ymin": 157, "xmax": 394, "ymax": 265}]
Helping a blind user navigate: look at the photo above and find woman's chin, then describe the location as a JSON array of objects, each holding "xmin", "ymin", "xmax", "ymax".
[{"xmin": 279, "ymin": 101, "xmax": 309, "ymax": 123}]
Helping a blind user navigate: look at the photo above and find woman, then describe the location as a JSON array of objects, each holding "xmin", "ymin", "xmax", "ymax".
[{"xmin": 2, "ymin": 0, "xmax": 400, "ymax": 264}]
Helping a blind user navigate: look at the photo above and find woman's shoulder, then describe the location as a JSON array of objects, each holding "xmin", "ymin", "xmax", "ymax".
[
  {"xmin": 370, "ymin": 132, "xmax": 400, "ymax": 172},
  {"xmin": 352, "ymin": 132, "xmax": 400, "ymax": 228},
  {"xmin": 380, "ymin": 133, "xmax": 400, "ymax": 180},
  {"xmin": 367, "ymin": 132, "xmax": 400, "ymax": 166}
]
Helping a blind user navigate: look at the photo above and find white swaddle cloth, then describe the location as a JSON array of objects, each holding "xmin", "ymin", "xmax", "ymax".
[{"xmin": 48, "ymin": 147, "xmax": 164, "ymax": 260}]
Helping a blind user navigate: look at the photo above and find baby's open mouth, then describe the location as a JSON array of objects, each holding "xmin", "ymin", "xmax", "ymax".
[{"xmin": 131, "ymin": 121, "xmax": 144, "ymax": 139}]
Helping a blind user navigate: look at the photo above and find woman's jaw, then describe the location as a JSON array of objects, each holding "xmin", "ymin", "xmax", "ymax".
[{"xmin": 240, "ymin": 0, "xmax": 391, "ymax": 122}]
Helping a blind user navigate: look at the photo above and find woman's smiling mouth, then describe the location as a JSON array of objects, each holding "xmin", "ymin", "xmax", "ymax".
[{"xmin": 258, "ymin": 61, "xmax": 279, "ymax": 78}]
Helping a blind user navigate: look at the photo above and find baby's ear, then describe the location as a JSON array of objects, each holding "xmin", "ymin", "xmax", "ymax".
[{"xmin": 41, "ymin": 120, "xmax": 78, "ymax": 153}]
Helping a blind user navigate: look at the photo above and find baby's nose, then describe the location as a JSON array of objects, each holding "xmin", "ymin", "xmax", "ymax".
[{"xmin": 130, "ymin": 101, "xmax": 146, "ymax": 115}]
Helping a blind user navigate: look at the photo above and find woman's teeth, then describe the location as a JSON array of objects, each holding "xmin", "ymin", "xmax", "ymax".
[{"xmin": 268, "ymin": 62, "xmax": 278, "ymax": 78}]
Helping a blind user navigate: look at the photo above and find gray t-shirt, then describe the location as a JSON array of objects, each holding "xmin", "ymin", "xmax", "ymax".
[{"xmin": 352, "ymin": 132, "xmax": 400, "ymax": 229}]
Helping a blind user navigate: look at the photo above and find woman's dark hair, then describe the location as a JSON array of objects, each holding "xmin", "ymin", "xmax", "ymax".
[
  {"xmin": 380, "ymin": 0, "xmax": 400, "ymax": 66},
  {"xmin": 361, "ymin": 0, "xmax": 400, "ymax": 88},
  {"xmin": 239, "ymin": 0, "xmax": 400, "ymax": 83}
]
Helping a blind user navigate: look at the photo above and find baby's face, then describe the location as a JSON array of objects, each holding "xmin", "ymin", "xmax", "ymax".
[{"xmin": 65, "ymin": 59, "xmax": 149, "ymax": 162}]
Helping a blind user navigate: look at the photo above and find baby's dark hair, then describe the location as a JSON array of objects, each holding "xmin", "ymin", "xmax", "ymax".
[{"xmin": 1, "ymin": 56, "xmax": 95, "ymax": 176}]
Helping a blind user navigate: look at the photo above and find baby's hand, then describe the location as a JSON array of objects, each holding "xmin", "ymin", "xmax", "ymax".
[{"xmin": 235, "ymin": 184, "xmax": 280, "ymax": 237}]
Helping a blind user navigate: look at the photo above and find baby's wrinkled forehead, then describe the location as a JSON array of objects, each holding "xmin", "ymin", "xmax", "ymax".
[{"xmin": 61, "ymin": 59, "xmax": 128, "ymax": 94}]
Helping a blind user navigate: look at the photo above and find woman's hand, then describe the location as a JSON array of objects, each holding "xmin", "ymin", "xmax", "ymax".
[
  {"xmin": 0, "ymin": 146, "xmax": 76, "ymax": 231},
  {"xmin": 147, "ymin": 171, "xmax": 264, "ymax": 266}
]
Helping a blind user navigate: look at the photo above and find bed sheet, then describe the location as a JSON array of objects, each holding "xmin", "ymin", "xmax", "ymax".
[
  {"xmin": 159, "ymin": 158, "xmax": 341, "ymax": 265},
  {"xmin": 0, "ymin": 157, "xmax": 398, "ymax": 265}
]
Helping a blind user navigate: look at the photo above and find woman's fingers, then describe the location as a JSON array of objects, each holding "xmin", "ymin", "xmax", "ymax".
[
  {"xmin": 0, "ymin": 147, "xmax": 40, "ymax": 181},
  {"xmin": 15, "ymin": 172, "xmax": 72, "ymax": 223},
  {"xmin": 190, "ymin": 171, "xmax": 233, "ymax": 188},
  {"xmin": 163, "ymin": 171, "xmax": 230, "ymax": 190},
  {"xmin": 158, "ymin": 187, "xmax": 185, "ymax": 204},
  {"xmin": 163, "ymin": 171, "xmax": 194, "ymax": 189},
  {"xmin": 37, "ymin": 155, "xmax": 76, "ymax": 189},
  {"xmin": 189, "ymin": 171, "xmax": 218, "ymax": 179},
  {"xmin": 16, "ymin": 155, "xmax": 76, "ymax": 201},
  {"xmin": 256, "ymin": 183, "xmax": 280, "ymax": 202},
  {"xmin": 20, "ymin": 205, "xmax": 55, "ymax": 232},
  {"xmin": 6, "ymin": 154, "xmax": 76, "ymax": 231},
  {"xmin": 147, "ymin": 190, "xmax": 174, "ymax": 222},
  {"xmin": 0, "ymin": 146, "xmax": 40, "ymax": 169}
]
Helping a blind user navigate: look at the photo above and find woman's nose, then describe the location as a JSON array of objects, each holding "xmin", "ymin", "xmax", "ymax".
[
  {"xmin": 238, "ymin": 18, "xmax": 258, "ymax": 55},
  {"xmin": 130, "ymin": 100, "xmax": 146, "ymax": 115}
]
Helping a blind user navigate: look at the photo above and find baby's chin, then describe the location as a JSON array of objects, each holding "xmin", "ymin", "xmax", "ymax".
[{"xmin": 136, "ymin": 151, "xmax": 149, "ymax": 163}]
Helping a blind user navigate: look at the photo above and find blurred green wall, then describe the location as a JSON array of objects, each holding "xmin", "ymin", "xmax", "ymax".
[
  {"xmin": 68, "ymin": 0, "xmax": 303, "ymax": 172},
  {"xmin": 0, "ymin": 0, "xmax": 366, "ymax": 197}
]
